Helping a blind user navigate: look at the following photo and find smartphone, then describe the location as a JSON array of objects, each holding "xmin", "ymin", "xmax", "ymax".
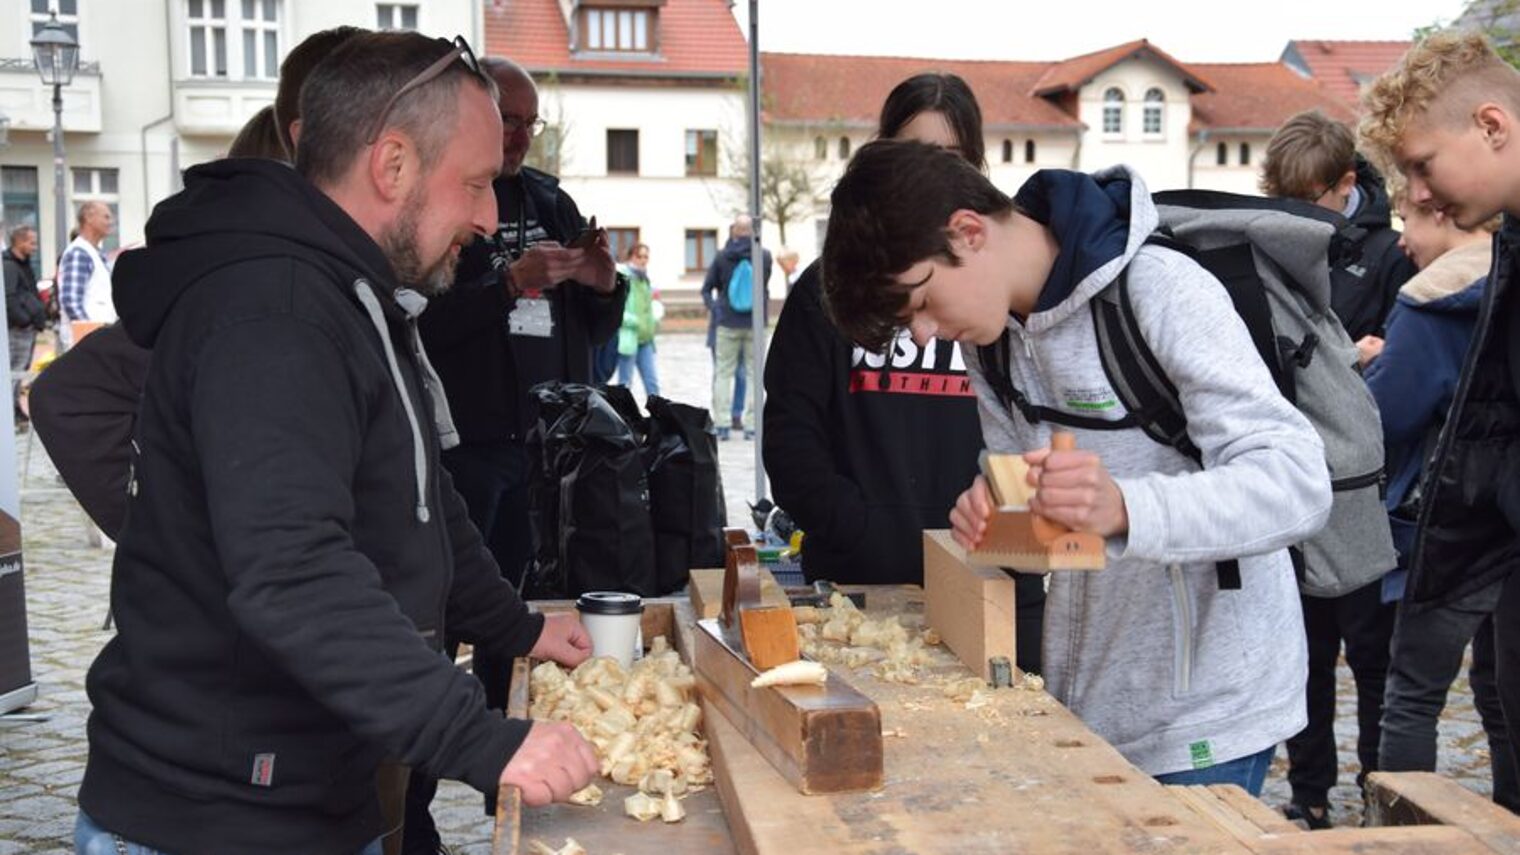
[{"xmin": 568, "ymin": 215, "xmax": 600, "ymax": 250}]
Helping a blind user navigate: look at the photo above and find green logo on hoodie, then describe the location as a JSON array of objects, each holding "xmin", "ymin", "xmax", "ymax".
[{"xmin": 1189, "ymin": 740, "xmax": 1215, "ymax": 769}]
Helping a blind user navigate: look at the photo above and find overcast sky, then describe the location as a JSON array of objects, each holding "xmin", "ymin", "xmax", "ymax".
[{"xmin": 734, "ymin": 0, "xmax": 1471, "ymax": 63}]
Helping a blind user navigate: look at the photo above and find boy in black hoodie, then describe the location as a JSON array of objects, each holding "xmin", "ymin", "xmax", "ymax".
[{"xmin": 74, "ymin": 33, "xmax": 597, "ymax": 855}]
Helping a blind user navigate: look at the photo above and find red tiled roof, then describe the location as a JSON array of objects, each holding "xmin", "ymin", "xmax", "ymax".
[
  {"xmin": 483, "ymin": 0, "xmax": 747, "ymax": 77},
  {"xmin": 1030, "ymin": 38, "xmax": 1213, "ymax": 96},
  {"xmin": 1189, "ymin": 62, "xmax": 1355, "ymax": 131},
  {"xmin": 760, "ymin": 53, "xmax": 1081, "ymax": 130},
  {"xmin": 1280, "ymin": 40, "xmax": 1412, "ymax": 107}
]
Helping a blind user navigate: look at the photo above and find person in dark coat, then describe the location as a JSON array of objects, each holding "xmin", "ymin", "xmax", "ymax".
[
  {"xmin": 762, "ymin": 73, "xmax": 1044, "ymax": 674},
  {"xmin": 70, "ymin": 33, "xmax": 598, "ymax": 855},
  {"xmin": 3, "ymin": 225, "xmax": 45, "ymax": 425},
  {"xmin": 1360, "ymin": 189, "xmax": 1515, "ymax": 811}
]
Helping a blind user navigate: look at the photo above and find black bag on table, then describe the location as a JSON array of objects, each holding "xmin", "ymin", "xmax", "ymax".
[
  {"xmin": 644, "ymin": 396, "xmax": 726, "ymax": 594},
  {"xmin": 523, "ymin": 383, "xmax": 656, "ymax": 599}
]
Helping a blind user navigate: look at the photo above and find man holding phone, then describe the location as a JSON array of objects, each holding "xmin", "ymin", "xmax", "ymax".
[{"xmin": 411, "ymin": 55, "xmax": 625, "ymax": 854}]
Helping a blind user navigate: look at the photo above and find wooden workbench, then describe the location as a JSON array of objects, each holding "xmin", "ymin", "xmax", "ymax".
[{"xmin": 501, "ymin": 587, "xmax": 1520, "ymax": 854}]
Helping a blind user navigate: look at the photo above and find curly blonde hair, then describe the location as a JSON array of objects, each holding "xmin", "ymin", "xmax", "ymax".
[{"xmin": 1360, "ymin": 30, "xmax": 1520, "ymax": 168}]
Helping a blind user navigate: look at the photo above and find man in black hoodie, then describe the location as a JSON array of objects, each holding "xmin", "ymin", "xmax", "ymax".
[
  {"xmin": 74, "ymin": 32, "xmax": 597, "ymax": 855},
  {"xmin": 2, "ymin": 224, "xmax": 44, "ymax": 425}
]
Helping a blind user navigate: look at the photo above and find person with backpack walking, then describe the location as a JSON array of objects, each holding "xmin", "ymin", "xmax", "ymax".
[
  {"xmin": 703, "ymin": 214, "xmax": 771, "ymax": 440},
  {"xmin": 1357, "ymin": 182, "xmax": 1517, "ymax": 812},
  {"xmin": 616, "ymin": 242, "xmax": 662, "ymax": 399},
  {"xmin": 1361, "ymin": 29, "xmax": 1520, "ymax": 808},
  {"xmin": 820, "ymin": 140, "xmax": 1331, "ymax": 796}
]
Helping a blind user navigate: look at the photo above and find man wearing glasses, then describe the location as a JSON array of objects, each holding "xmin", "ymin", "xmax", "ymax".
[{"xmin": 73, "ymin": 32, "xmax": 597, "ymax": 855}]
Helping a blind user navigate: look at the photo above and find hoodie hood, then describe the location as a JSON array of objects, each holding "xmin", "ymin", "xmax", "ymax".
[
  {"xmin": 1348, "ymin": 156, "xmax": 1395, "ymax": 232},
  {"xmin": 114, "ymin": 158, "xmax": 398, "ymax": 349},
  {"xmin": 1398, "ymin": 240, "xmax": 1491, "ymax": 313},
  {"xmin": 720, "ymin": 235, "xmax": 756, "ymax": 263},
  {"xmin": 1013, "ymin": 166, "xmax": 1157, "ymax": 331}
]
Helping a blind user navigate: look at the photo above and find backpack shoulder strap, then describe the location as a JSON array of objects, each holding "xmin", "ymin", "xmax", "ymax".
[{"xmin": 976, "ymin": 329, "xmax": 1138, "ymax": 431}]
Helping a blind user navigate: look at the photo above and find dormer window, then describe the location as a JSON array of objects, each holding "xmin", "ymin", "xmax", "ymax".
[{"xmin": 582, "ymin": 6, "xmax": 652, "ymax": 53}]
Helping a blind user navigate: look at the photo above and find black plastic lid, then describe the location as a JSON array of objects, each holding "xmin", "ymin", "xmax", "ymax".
[{"xmin": 575, "ymin": 591, "xmax": 644, "ymax": 616}]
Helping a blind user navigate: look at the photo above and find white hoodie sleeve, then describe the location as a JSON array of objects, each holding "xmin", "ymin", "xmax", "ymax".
[{"xmin": 1110, "ymin": 249, "xmax": 1332, "ymax": 563}]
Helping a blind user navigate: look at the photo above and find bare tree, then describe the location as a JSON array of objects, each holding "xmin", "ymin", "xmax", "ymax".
[
  {"xmin": 1430, "ymin": 0, "xmax": 1520, "ymax": 66},
  {"xmin": 526, "ymin": 72, "xmax": 573, "ymax": 176}
]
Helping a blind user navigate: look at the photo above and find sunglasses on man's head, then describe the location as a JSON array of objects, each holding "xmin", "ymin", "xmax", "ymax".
[{"xmin": 365, "ymin": 35, "xmax": 487, "ymax": 145}]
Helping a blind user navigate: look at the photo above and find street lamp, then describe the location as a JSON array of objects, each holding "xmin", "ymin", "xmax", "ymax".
[{"xmin": 30, "ymin": 10, "xmax": 79, "ymax": 269}]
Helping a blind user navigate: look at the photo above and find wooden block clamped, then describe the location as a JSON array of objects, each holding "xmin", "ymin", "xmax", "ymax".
[
  {"xmin": 718, "ymin": 527, "xmax": 800, "ymax": 671},
  {"xmin": 970, "ymin": 432, "xmax": 1106, "ymax": 572}
]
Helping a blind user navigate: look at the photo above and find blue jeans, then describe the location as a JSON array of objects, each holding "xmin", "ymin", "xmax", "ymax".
[
  {"xmin": 616, "ymin": 341, "xmax": 660, "ymax": 398},
  {"xmin": 75, "ymin": 811, "xmax": 383, "ymax": 855},
  {"xmin": 1153, "ymin": 745, "xmax": 1276, "ymax": 796}
]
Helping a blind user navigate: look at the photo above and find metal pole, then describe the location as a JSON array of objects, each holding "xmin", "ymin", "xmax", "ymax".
[
  {"xmin": 746, "ymin": 0, "xmax": 766, "ymax": 505},
  {"xmin": 50, "ymin": 83, "xmax": 66, "ymax": 281}
]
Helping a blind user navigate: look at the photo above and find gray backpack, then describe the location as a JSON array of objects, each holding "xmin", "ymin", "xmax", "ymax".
[{"xmin": 978, "ymin": 190, "xmax": 1396, "ymax": 597}]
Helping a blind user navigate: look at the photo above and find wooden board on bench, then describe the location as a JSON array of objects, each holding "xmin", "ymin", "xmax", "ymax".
[
  {"xmin": 689, "ymin": 566, "xmax": 788, "ymax": 620},
  {"xmin": 1366, "ymin": 771, "xmax": 1520, "ymax": 854},
  {"xmin": 923, "ymin": 530, "xmax": 1017, "ymax": 682}
]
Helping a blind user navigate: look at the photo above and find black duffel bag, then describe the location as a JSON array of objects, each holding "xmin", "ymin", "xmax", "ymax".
[{"xmin": 645, "ymin": 396, "xmax": 726, "ymax": 594}]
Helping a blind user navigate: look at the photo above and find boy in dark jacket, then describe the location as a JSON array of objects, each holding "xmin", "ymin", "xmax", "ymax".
[
  {"xmin": 1362, "ymin": 28, "xmax": 1520, "ymax": 807},
  {"xmin": 1261, "ymin": 107, "xmax": 1411, "ymax": 826},
  {"xmin": 72, "ymin": 33, "xmax": 597, "ymax": 855},
  {"xmin": 1359, "ymin": 185, "xmax": 1516, "ymax": 811}
]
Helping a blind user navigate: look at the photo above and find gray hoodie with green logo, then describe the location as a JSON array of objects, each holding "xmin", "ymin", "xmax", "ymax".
[{"xmin": 967, "ymin": 165, "xmax": 1332, "ymax": 775}]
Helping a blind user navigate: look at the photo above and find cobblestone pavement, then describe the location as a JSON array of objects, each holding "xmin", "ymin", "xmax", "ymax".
[{"xmin": 0, "ymin": 331, "xmax": 1501, "ymax": 852}]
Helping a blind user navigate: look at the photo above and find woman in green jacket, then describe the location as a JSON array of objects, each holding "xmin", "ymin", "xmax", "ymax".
[{"xmin": 616, "ymin": 243, "xmax": 662, "ymax": 397}]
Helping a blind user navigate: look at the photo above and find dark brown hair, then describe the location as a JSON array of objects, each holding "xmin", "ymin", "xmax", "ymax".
[
  {"xmin": 821, "ymin": 139, "xmax": 1012, "ymax": 350},
  {"xmin": 229, "ymin": 105, "xmax": 286, "ymax": 160},
  {"xmin": 274, "ymin": 26, "xmax": 365, "ymax": 160},
  {"xmin": 877, "ymin": 72, "xmax": 987, "ymax": 171}
]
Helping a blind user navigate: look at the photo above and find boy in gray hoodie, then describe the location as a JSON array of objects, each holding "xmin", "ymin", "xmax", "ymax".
[{"xmin": 820, "ymin": 140, "xmax": 1332, "ymax": 795}]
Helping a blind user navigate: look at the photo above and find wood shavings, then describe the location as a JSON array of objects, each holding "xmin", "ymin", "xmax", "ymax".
[
  {"xmin": 530, "ymin": 637, "xmax": 712, "ymax": 796},
  {"xmin": 921, "ymin": 628, "xmax": 941, "ymax": 646},
  {"xmin": 624, "ymin": 791, "xmax": 662, "ymax": 822},
  {"xmin": 942, "ymin": 677, "xmax": 989, "ymax": 703},
  {"xmin": 1017, "ymin": 673, "xmax": 1045, "ymax": 691},
  {"xmin": 660, "ymin": 789, "xmax": 686, "ymax": 823},
  {"xmin": 567, "ymin": 784, "xmax": 603, "ymax": 806},
  {"xmin": 882, "ymin": 727, "xmax": 908, "ymax": 739},
  {"xmin": 792, "ymin": 605, "xmax": 824, "ymax": 624},
  {"xmin": 751, "ymin": 660, "xmax": 828, "ymax": 687}
]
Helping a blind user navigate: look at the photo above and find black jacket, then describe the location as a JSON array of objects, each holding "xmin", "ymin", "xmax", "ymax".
[
  {"xmin": 702, "ymin": 236, "xmax": 772, "ymax": 329},
  {"xmin": 1328, "ymin": 157, "xmax": 1417, "ymax": 340},
  {"xmin": 30, "ymin": 323, "xmax": 150, "ymax": 537},
  {"xmin": 419, "ymin": 167, "xmax": 625, "ymax": 443},
  {"xmin": 2, "ymin": 249, "xmax": 45, "ymax": 331},
  {"xmin": 1408, "ymin": 219, "xmax": 1520, "ymax": 612},
  {"xmin": 78, "ymin": 158, "xmax": 544, "ymax": 854},
  {"xmin": 762, "ymin": 263, "xmax": 983, "ymax": 584}
]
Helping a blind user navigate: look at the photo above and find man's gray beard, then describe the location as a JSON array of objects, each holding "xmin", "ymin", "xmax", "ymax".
[{"xmin": 379, "ymin": 187, "xmax": 458, "ymax": 297}]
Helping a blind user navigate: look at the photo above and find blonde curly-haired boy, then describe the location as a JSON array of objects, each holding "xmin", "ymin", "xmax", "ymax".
[{"xmin": 1361, "ymin": 30, "xmax": 1520, "ymax": 810}]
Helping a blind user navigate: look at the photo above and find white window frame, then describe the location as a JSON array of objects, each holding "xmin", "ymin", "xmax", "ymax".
[
  {"xmin": 186, "ymin": 0, "xmax": 282, "ymax": 81},
  {"xmin": 29, "ymin": 0, "xmax": 81, "ymax": 47},
  {"xmin": 584, "ymin": 7, "xmax": 650, "ymax": 52},
  {"xmin": 1102, "ymin": 87, "xmax": 1125, "ymax": 137},
  {"xmin": 376, "ymin": 3, "xmax": 418, "ymax": 31},
  {"xmin": 187, "ymin": 0, "xmax": 229, "ymax": 78},
  {"xmin": 1142, "ymin": 87, "xmax": 1165, "ymax": 137},
  {"xmin": 71, "ymin": 166, "xmax": 120, "ymax": 253}
]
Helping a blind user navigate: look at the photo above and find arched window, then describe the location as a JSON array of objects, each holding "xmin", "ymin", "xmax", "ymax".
[
  {"xmin": 1239, "ymin": 142, "xmax": 1251, "ymax": 166},
  {"xmin": 838, "ymin": 136, "xmax": 852, "ymax": 159},
  {"xmin": 1143, "ymin": 87, "xmax": 1164, "ymax": 135},
  {"xmin": 1002, "ymin": 139, "xmax": 1013, "ymax": 163},
  {"xmin": 1216, "ymin": 141, "xmax": 1227, "ymax": 165},
  {"xmin": 1024, "ymin": 139, "xmax": 1036, "ymax": 163},
  {"xmin": 1102, "ymin": 87, "xmax": 1124, "ymax": 134},
  {"xmin": 814, "ymin": 136, "xmax": 827, "ymax": 160}
]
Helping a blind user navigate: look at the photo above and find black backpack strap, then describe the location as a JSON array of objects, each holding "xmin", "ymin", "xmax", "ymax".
[{"xmin": 1092, "ymin": 237, "xmax": 1246, "ymax": 590}]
